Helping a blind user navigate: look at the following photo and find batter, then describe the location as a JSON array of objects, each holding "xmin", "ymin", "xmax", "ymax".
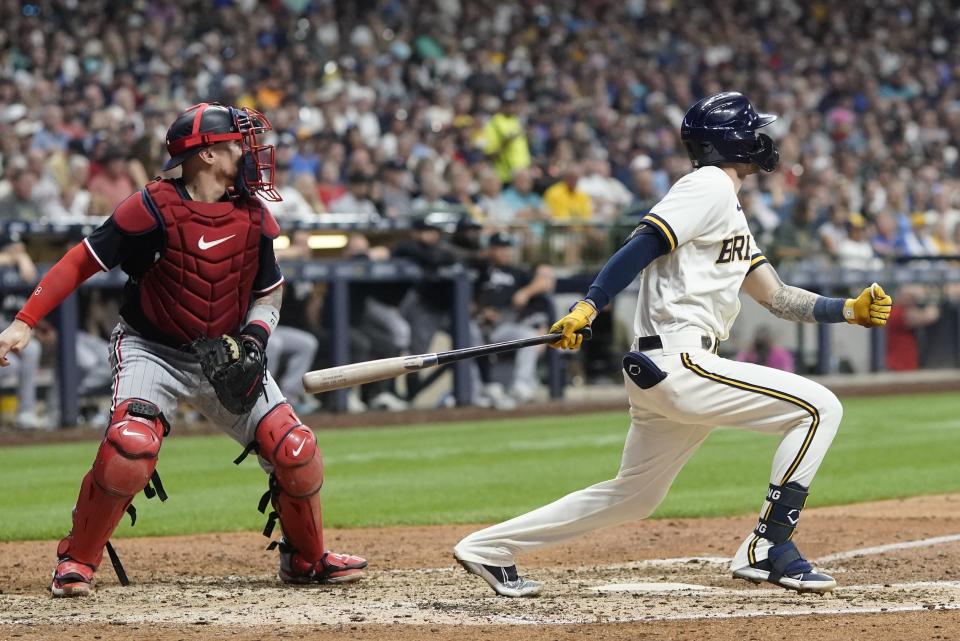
[{"xmin": 454, "ymin": 92, "xmax": 892, "ymax": 597}]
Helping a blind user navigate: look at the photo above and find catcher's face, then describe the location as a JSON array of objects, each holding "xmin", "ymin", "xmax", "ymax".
[{"xmin": 207, "ymin": 139, "xmax": 243, "ymax": 181}]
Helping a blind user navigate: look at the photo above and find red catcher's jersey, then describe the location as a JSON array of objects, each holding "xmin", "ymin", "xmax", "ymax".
[{"xmin": 133, "ymin": 180, "xmax": 278, "ymax": 344}]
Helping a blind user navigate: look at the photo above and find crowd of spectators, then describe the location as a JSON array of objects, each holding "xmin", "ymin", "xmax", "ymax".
[
  {"xmin": 3, "ymin": 0, "xmax": 960, "ymax": 426},
  {"xmin": 0, "ymin": 0, "xmax": 957, "ymax": 267}
]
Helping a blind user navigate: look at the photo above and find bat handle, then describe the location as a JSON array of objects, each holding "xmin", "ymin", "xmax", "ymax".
[{"xmin": 546, "ymin": 326, "xmax": 593, "ymax": 343}]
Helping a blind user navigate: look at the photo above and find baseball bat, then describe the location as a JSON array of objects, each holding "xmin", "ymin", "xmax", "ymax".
[{"xmin": 302, "ymin": 327, "xmax": 592, "ymax": 394}]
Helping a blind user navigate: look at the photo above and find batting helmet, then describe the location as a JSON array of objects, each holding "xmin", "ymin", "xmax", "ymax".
[
  {"xmin": 680, "ymin": 92, "xmax": 780, "ymax": 173},
  {"xmin": 163, "ymin": 102, "xmax": 280, "ymax": 201}
]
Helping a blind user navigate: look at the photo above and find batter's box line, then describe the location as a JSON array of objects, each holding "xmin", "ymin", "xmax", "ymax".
[
  {"xmin": 491, "ymin": 602, "xmax": 960, "ymax": 626},
  {"xmin": 595, "ymin": 532, "xmax": 960, "ymax": 573},
  {"xmin": 817, "ymin": 533, "xmax": 960, "ymax": 563}
]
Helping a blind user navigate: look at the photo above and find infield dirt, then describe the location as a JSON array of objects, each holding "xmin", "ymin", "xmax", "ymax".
[{"xmin": 4, "ymin": 493, "xmax": 960, "ymax": 640}]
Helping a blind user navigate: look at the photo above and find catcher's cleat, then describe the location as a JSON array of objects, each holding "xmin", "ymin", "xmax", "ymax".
[
  {"xmin": 278, "ymin": 546, "xmax": 367, "ymax": 585},
  {"xmin": 50, "ymin": 558, "xmax": 95, "ymax": 597},
  {"xmin": 732, "ymin": 541, "xmax": 836, "ymax": 594},
  {"xmin": 455, "ymin": 556, "xmax": 543, "ymax": 598}
]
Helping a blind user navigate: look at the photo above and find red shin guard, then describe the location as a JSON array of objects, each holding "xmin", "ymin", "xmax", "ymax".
[
  {"xmin": 57, "ymin": 400, "xmax": 166, "ymax": 568},
  {"xmin": 255, "ymin": 403, "xmax": 325, "ymax": 561}
]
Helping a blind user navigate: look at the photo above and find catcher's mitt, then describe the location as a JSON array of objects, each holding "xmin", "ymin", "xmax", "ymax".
[{"xmin": 192, "ymin": 334, "xmax": 267, "ymax": 415}]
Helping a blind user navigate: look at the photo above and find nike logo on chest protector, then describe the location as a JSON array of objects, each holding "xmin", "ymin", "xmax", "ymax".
[{"xmin": 198, "ymin": 234, "xmax": 236, "ymax": 250}]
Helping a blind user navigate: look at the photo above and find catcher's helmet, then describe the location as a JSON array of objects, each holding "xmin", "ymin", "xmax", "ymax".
[
  {"xmin": 163, "ymin": 102, "xmax": 280, "ymax": 201},
  {"xmin": 680, "ymin": 92, "xmax": 779, "ymax": 172}
]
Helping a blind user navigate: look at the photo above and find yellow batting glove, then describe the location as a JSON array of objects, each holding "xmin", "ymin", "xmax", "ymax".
[
  {"xmin": 549, "ymin": 300, "xmax": 597, "ymax": 350},
  {"xmin": 843, "ymin": 283, "xmax": 893, "ymax": 327}
]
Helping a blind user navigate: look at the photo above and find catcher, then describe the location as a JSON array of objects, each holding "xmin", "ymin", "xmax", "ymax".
[{"xmin": 0, "ymin": 103, "xmax": 366, "ymax": 597}]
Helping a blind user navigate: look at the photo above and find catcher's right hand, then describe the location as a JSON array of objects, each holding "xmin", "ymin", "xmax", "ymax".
[
  {"xmin": 549, "ymin": 300, "xmax": 597, "ymax": 350},
  {"xmin": 192, "ymin": 334, "xmax": 267, "ymax": 415},
  {"xmin": 0, "ymin": 319, "xmax": 32, "ymax": 367},
  {"xmin": 844, "ymin": 283, "xmax": 892, "ymax": 328}
]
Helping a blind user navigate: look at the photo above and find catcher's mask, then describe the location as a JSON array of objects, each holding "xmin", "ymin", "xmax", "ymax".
[{"xmin": 163, "ymin": 102, "xmax": 280, "ymax": 201}]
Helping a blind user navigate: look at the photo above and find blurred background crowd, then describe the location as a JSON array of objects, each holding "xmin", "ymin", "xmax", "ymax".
[{"xmin": 0, "ymin": 0, "xmax": 959, "ymax": 428}]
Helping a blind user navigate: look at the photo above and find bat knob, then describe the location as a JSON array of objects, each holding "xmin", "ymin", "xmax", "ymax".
[{"xmin": 578, "ymin": 327, "xmax": 593, "ymax": 341}]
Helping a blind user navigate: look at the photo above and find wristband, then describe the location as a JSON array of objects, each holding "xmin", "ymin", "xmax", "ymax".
[
  {"xmin": 240, "ymin": 323, "xmax": 270, "ymax": 350},
  {"xmin": 242, "ymin": 303, "xmax": 279, "ymax": 347},
  {"xmin": 812, "ymin": 296, "xmax": 846, "ymax": 324}
]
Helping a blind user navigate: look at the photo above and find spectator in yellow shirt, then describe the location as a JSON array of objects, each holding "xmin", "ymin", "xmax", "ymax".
[
  {"xmin": 482, "ymin": 91, "xmax": 531, "ymax": 184},
  {"xmin": 544, "ymin": 164, "xmax": 593, "ymax": 221}
]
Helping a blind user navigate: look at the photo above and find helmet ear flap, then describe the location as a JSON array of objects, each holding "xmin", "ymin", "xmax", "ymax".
[
  {"xmin": 750, "ymin": 133, "xmax": 780, "ymax": 172},
  {"xmin": 684, "ymin": 139, "xmax": 714, "ymax": 168}
]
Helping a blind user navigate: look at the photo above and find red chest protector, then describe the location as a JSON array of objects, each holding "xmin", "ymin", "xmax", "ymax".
[{"xmin": 137, "ymin": 180, "xmax": 271, "ymax": 344}]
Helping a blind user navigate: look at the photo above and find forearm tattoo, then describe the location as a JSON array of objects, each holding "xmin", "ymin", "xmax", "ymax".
[
  {"xmin": 761, "ymin": 284, "xmax": 819, "ymax": 323},
  {"xmin": 253, "ymin": 285, "xmax": 283, "ymax": 312}
]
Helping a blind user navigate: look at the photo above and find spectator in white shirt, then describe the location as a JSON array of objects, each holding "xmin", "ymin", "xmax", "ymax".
[
  {"xmin": 330, "ymin": 172, "xmax": 379, "ymax": 217},
  {"xmin": 836, "ymin": 212, "xmax": 882, "ymax": 270},
  {"xmin": 577, "ymin": 157, "xmax": 632, "ymax": 221}
]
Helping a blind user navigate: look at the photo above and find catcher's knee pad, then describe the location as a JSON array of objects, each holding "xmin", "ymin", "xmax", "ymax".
[
  {"xmin": 255, "ymin": 403, "xmax": 323, "ymax": 498},
  {"xmin": 755, "ymin": 482, "xmax": 808, "ymax": 544},
  {"xmin": 60, "ymin": 400, "xmax": 168, "ymax": 569},
  {"xmin": 93, "ymin": 399, "xmax": 167, "ymax": 496}
]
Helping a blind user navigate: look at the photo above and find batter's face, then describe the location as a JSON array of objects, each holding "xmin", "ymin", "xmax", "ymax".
[{"xmin": 737, "ymin": 162, "xmax": 760, "ymax": 178}]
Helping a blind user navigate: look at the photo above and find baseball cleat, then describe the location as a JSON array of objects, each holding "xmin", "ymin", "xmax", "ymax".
[
  {"xmin": 456, "ymin": 557, "xmax": 543, "ymax": 597},
  {"xmin": 732, "ymin": 541, "xmax": 836, "ymax": 594},
  {"xmin": 50, "ymin": 558, "xmax": 95, "ymax": 597},
  {"xmin": 279, "ymin": 548, "xmax": 368, "ymax": 585}
]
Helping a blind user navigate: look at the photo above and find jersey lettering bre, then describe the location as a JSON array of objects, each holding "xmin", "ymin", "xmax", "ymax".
[{"xmin": 634, "ymin": 166, "xmax": 768, "ymax": 341}]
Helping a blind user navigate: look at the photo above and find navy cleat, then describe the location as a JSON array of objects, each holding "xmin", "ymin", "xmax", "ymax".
[
  {"xmin": 732, "ymin": 541, "xmax": 836, "ymax": 594},
  {"xmin": 456, "ymin": 556, "xmax": 543, "ymax": 597}
]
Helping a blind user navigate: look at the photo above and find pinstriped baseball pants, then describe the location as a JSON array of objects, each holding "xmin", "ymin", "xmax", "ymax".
[
  {"xmin": 108, "ymin": 320, "xmax": 287, "ymax": 450},
  {"xmin": 454, "ymin": 344, "xmax": 842, "ymax": 568}
]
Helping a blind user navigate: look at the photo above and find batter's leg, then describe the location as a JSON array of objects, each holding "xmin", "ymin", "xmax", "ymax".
[
  {"xmin": 454, "ymin": 397, "xmax": 713, "ymax": 594},
  {"xmin": 665, "ymin": 351, "xmax": 843, "ymax": 593}
]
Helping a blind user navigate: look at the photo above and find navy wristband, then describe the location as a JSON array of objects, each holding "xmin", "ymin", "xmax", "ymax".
[
  {"xmin": 813, "ymin": 297, "xmax": 846, "ymax": 323},
  {"xmin": 585, "ymin": 287, "xmax": 609, "ymax": 310}
]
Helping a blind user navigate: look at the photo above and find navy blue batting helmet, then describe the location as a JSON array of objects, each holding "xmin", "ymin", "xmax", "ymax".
[{"xmin": 680, "ymin": 92, "xmax": 779, "ymax": 172}]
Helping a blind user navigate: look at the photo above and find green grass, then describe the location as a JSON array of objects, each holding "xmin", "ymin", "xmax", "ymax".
[{"xmin": 1, "ymin": 392, "xmax": 958, "ymax": 541}]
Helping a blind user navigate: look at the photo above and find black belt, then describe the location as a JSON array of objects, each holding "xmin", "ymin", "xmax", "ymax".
[{"xmin": 636, "ymin": 334, "xmax": 716, "ymax": 353}]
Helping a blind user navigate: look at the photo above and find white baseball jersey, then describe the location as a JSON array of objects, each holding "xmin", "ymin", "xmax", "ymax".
[
  {"xmin": 634, "ymin": 165, "xmax": 768, "ymax": 341},
  {"xmin": 456, "ymin": 164, "xmax": 843, "ymax": 585}
]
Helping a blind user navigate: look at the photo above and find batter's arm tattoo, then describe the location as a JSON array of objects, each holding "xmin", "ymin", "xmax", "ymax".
[
  {"xmin": 762, "ymin": 283, "xmax": 819, "ymax": 323},
  {"xmin": 743, "ymin": 263, "xmax": 821, "ymax": 323}
]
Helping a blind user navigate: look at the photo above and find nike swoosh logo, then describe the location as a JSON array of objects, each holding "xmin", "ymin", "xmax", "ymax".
[
  {"xmin": 198, "ymin": 234, "xmax": 236, "ymax": 250},
  {"xmin": 121, "ymin": 427, "xmax": 141, "ymax": 437},
  {"xmin": 292, "ymin": 440, "xmax": 305, "ymax": 457},
  {"xmin": 736, "ymin": 204, "xmax": 743, "ymax": 211}
]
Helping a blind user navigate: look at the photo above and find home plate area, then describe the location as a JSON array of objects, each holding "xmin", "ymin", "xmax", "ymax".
[{"xmin": 6, "ymin": 546, "xmax": 960, "ymax": 627}]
